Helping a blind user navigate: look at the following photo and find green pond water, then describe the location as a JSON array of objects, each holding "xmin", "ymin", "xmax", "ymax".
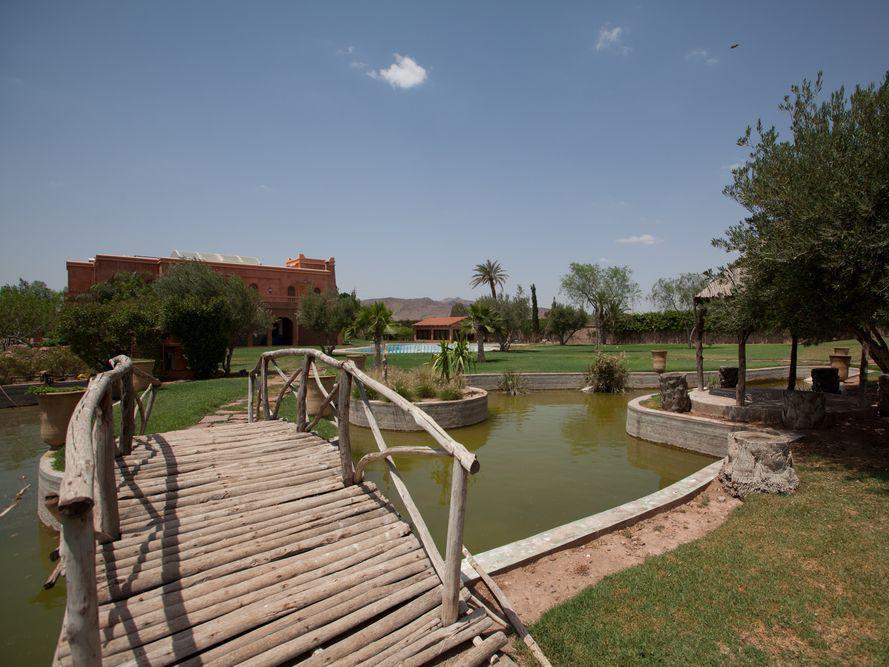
[{"xmin": 0, "ymin": 390, "xmax": 713, "ymax": 665}]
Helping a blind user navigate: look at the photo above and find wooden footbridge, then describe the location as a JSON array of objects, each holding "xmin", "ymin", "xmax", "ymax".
[{"xmin": 48, "ymin": 350, "xmax": 517, "ymax": 666}]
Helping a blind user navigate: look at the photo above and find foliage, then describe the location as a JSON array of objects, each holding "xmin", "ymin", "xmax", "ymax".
[
  {"xmin": 297, "ymin": 289, "xmax": 360, "ymax": 354},
  {"xmin": 717, "ymin": 72, "xmax": 889, "ymax": 371},
  {"xmin": 351, "ymin": 366, "xmax": 465, "ymax": 402},
  {"xmin": 350, "ymin": 301, "xmax": 396, "ymax": 367},
  {"xmin": 585, "ymin": 352, "xmax": 628, "ymax": 393},
  {"xmin": 155, "ymin": 262, "xmax": 271, "ymax": 374},
  {"xmin": 431, "ymin": 336, "xmax": 475, "ymax": 383},
  {"xmin": 497, "ymin": 371, "xmax": 528, "ymax": 396},
  {"xmin": 545, "ymin": 302, "xmax": 588, "ymax": 345},
  {"xmin": 0, "ymin": 345, "xmax": 89, "ymax": 383},
  {"xmin": 0, "ymin": 279, "xmax": 63, "ymax": 346},
  {"xmin": 431, "ymin": 340, "xmax": 453, "ymax": 383},
  {"xmin": 561, "ymin": 263, "xmax": 641, "ymax": 345},
  {"xmin": 649, "ymin": 272, "xmax": 708, "ymax": 313},
  {"xmin": 449, "ymin": 301, "xmax": 468, "ymax": 317},
  {"xmin": 530, "ymin": 284, "xmax": 540, "ymax": 337},
  {"xmin": 465, "ymin": 301, "xmax": 502, "ymax": 362},
  {"xmin": 27, "ymin": 384, "xmax": 85, "ymax": 395},
  {"xmin": 162, "ymin": 295, "xmax": 231, "ymax": 379},
  {"xmin": 470, "ymin": 259, "xmax": 508, "ymax": 299},
  {"xmin": 479, "ymin": 286, "xmax": 531, "ymax": 352}
]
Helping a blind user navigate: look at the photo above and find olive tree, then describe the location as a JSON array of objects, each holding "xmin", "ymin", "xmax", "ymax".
[
  {"xmin": 0, "ymin": 280, "xmax": 62, "ymax": 347},
  {"xmin": 561, "ymin": 263, "xmax": 640, "ymax": 345},
  {"xmin": 650, "ymin": 272, "xmax": 709, "ymax": 347},
  {"xmin": 297, "ymin": 289, "xmax": 360, "ymax": 355}
]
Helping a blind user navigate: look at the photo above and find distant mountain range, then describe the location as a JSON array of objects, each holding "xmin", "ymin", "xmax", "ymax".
[
  {"xmin": 360, "ymin": 297, "xmax": 473, "ymax": 321},
  {"xmin": 361, "ymin": 296, "xmax": 549, "ymax": 322}
]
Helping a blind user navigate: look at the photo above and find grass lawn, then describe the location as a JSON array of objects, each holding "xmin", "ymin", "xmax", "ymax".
[
  {"xmin": 529, "ymin": 423, "xmax": 888, "ymax": 664},
  {"xmin": 231, "ymin": 339, "xmax": 860, "ymax": 375}
]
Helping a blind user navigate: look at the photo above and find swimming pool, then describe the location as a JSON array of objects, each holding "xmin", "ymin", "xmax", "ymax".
[{"xmin": 339, "ymin": 342, "xmax": 498, "ymax": 354}]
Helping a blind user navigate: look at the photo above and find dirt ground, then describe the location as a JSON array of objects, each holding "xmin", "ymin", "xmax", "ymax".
[{"xmin": 472, "ymin": 480, "xmax": 742, "ymax": 627}]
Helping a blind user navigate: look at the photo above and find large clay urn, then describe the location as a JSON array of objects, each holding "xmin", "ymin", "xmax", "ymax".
[
  {"xmin": 651, "ymin": 350, "xmax": 668, "ymax": 373},
  {"xmin": 305, "ymin": 374, "xmax": 337, "ymax": 417},
  {"xmin": 37, "ymin": 389, "xmax": 86, "ymax": 448},
  {"xmin": 829, "ymin": 354, "xmax": 852, "ymax": 382},
  {"xmin": 832, "ymin": 347, "xmax": 851, "ymax": 357},
  {"xmin": 131, "ymin": 359, "xmax": 156, "ymax": 392},
  {"xmin": 345, "ymin": 354, "xmax": 366, "ymax": 372}
]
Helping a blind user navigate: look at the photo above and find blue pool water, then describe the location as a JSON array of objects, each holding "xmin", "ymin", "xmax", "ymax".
[{"xmin": 340, "ymin": 342, "xmax": 497, "ymax": 354}]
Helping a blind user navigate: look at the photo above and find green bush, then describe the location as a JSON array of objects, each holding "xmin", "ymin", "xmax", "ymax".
[
  {"xmin": 0, "ymin": 346, "xmax": 89, "ymax": 384},
  {"xmin": 27, "ymin": 384, "xmax": 85, "ymax": 395},
  {"xmin": 497, "ymin": 371, "xmax": 528, "ymax": 396},
  {"xmin": 435, "ymin": 384, "xmax": 464, "ymax": 401},
  {"xmin": 162, "ymin": 296, "xmax": 231, "ymax": 379},
  {"xmin": 585, "ymin": 352, "xmax": 628, "ymax": 393}
]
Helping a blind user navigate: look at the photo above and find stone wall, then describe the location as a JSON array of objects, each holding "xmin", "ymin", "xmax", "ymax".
[{"xmin": 349, "ymin": 389, "xmax": 488, "ymax": 431}]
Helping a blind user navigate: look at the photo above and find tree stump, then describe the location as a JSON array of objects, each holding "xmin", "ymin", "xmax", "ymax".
[
  {"xmin": 658, "ymin": 373, "xmax": 691, "ymax": 413},
  {"xmin": 811, "ymin": 367, "xmax": 840, "ymax": 394},
  {"xmin": 718, "ymin": 431, "xmax": 799, "ymax": 499},
  {"xmin": 879, "ymin": 374, "xmax": 889, "ymax": 417},
  {"xmin": 718, "ymin": 366, "xmax": 739, "ymax": 389},
  {"xmin": 781, "ymin": 390, "xmax": 826, "ymax": 429}
]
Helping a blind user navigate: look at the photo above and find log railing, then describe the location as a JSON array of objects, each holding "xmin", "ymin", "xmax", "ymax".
[
  {"xmin": 50, "ymin": 355, "xmax": 161, "ymax": 666},
  {"xmin": 248, "ymin": 348, "xmax": 480, "ymax": 626}
]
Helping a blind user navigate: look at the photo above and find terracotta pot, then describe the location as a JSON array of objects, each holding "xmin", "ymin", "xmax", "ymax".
[
  {"xmin": 832, "ymin": 347, "xmax": 850, "ymax": 357},
  {"xmin": 131, "ymin": 359, "xmax": 156, "ymax": 392},
  {"xmin": 37, "ymin": 389, "xmax": 86, "ymax": 448},
  {"xmin": 651, "ymin": 350, "xmax": 668, "ymax": 373},
  {"xmin": 345, "ymin": 354, "xmax": 366, "ymax": 371},
  {"xmin": 829, "ymin": 354, "xmax": 852, "ymax": 382},
  {"xmin": 306, "ymin": 374, "xmax": 337, "ymax": 417}
]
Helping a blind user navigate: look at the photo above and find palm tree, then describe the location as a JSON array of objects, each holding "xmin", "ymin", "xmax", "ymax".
[
  {"xmin": 470, "ymin": 259, "xmax": 508, "ymax": 299},
  {"xmin": 351, "ymin": 302, "xmax": 395, "ymax": 367},
  {"xmin": 465, "ymin": 301, "xmax": 501, "ymax": 363}
]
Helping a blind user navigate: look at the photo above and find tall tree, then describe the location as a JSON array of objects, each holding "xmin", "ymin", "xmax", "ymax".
[
  {"xmin": 530, "ymin": 284, "xmax": 540, "ymax": 339},
  {"xmin": 297, "ymin": 290, "xmax": 360, "ymax": 355},
  {"xmin": 650, "ymin": 272, "xmax": 709, "ymax": 347},
  {"xmin": 719, "ymin": 72, "xmax": 889, "ymax": 372},
  {"xmin": 351, "ymin": 301, "xmax": 396, "ymax": 367},
  {"xmin": 0, "ymin": 279, "xmax": 62, "ymax": 347},
  {"xmin": 545, "ymin": 302, "xmax": 588, "ymax": 345},
  {"xmin": 479, "ymin": 287, "xmax": 531, "ymax": 352},
  {"xmin": 465, "ymin": 301, "xmax": 501, "ymax": 362},
  {"xmin": 470, "ymin": 259, "xmax": 508, "ymax": 299},
  {"xmin": 561, "ymin": 263, "xmax": 640, "ymax": 345}
]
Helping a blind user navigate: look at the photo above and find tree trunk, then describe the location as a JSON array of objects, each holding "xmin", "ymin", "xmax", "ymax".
[
  {"xmin": 854, "ymin": 326, "xmax": 889, "ymax": 373},
  {"xmin": 373, "ymin": 338, "xmax": 382, "ymax": 368},
  {"xmin": 595, "ymin": 310, "xmax": 603, "ymax": 347},
  {"xmin": 476, "ymin": 330, "xmax": 485, "ymax": 363},
  {"xmin": 787, "ymin": 334, "xmax": 798, "ymax": 391},
  {"xmin": 859, "ymin": 342, "xmax": 869, "ymax": 407},
  {"xmin": 223, "ymin": 345, "xmax": 234, "ymax": 376},
  {"xmin": 489, "ymin": 282, "xmax": 497, "ymax": 299},
  {"xmin": 693, "ymin": 303, "xmax": 705, "ymax": 390},
  {"xmin": 736, "ymin": 332, "xmax": 748, "ymax": 406}
]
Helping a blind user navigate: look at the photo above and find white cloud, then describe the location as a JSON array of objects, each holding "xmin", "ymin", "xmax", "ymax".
[
  {"xmin": 595, "ymin": 25, "xmax": 631, "ymax": 55},
  {"xmin": 337, "ymin": 45, "xmax": 356, "ymax": 56},
  {"xmin": 369, "ymin": 54, "xmax": 428, "ymax": 89},
  {"xmin": 255, "ymin": 184, "xmax": 272, "ymax": 193},
  {"xmin": 721, "ymin": 162, "xmax": 744, "ymax": 171},
  {"xmin": 349, "ymin": 61, "xmax": 368, "ymax": 70},
  {"xmin": 615, "ymin": 234, "xmax": 661, "ymax": 245},
  {"xmin": 686, "ymin": 48, "xmax": 718, "ymax": 65}
]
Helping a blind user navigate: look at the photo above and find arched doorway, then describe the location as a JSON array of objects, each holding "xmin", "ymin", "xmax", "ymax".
[{"xmin": 272, "ymin": 317, "xmax": 294, "ymax": 346}]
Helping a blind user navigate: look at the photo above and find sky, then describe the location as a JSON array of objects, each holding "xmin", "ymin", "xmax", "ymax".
[{"xmin": 2, "ymin": 1, "xmax": 888, "ymax": 308}]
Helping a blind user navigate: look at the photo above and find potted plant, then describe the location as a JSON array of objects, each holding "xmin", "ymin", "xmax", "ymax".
[
  {"xmin": 651, "ymin": 350, "xmax": 668, "ymax": 373},
  {"xmin": 28, "ymin": 385, "xmax": 86, "ymax": 448}
]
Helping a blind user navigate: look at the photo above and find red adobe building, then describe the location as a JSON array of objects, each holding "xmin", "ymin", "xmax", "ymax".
[{"xmin": 67, "ymin": 251, "xmax": 337, "ymax": 351}]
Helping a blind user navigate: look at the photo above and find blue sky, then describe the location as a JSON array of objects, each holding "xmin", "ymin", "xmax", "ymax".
[{"xmin": 2, "ymin": 1, "xmax": 887, "ymax": 307}]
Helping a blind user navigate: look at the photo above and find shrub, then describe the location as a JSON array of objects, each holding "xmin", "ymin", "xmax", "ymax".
[
  {"xmin": 0, "ymin": 345, "xmax": 89, "ymax": 383},
  {"xmin": 435, "ymin": 384, "xmax": 464, "ymax": 401},
  {"xmin": 27, "ymin": 384, "xmax": 85, "ymax": 395},
  {"xmin": 162, "ymin": 296, "xmax": 231, "ymax": 379},
  {"xmin": 586, "ymin": 352, "xmax": 628, "ymax": 393},
  {"xmin": 497, "ymin": 371, "xmax": 528, "ymax": 396}
]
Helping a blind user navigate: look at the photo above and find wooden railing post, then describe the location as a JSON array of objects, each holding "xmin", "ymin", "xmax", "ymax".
[
  {"xmin": 119, "ymin": 370, "xmax": 135, "ymax": 455},
  {"xmin": 247, "ymin": 371, "xmax": 255, "ymax": 423},
  {"xmin": 337, "ymin": 368, "xmax": 354, "ymax": 486},
  {"xmin": 442, "ymin": 459, "xmax": 468, "ymax": 625},
  {"xmin": 260, "ymin": 357, "xmax": 271, "ymax": 420},
  {"xmin": 60, "ymin": 509, "xmax": 100, "ymax": 666},
  {"xmin": 93, "ymin": 389, "xmax": 119, "ymax": 542},
  {"xmin": 295, "ymin": 356, "xmax": 311, "ymax": 432}
]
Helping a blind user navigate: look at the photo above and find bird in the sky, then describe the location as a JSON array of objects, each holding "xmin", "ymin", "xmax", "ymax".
[{"xmin": 730, "ymin": 43, "xmax": 740, "ymax": 49}]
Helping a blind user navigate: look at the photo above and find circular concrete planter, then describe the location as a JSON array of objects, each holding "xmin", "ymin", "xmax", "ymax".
[
  {"xmin": 829, "ymin": 354, "xmax": 852, "ymax": 382},
  {"xmin": 37, "ymin": 389, "xmax": 86, "ymax": 448},
  {"xmin": 132, "ymin": 359, "xmax": 157, "ymax": 392},
  {"xmin": 349, "ymin": 388, "xmax": 488, "ymax": 431},
  {"xmin": 306, "ymin": 374, "xmax": 337, "ymax": 417},
  {"xmin": 37, "ymin": 451, "xmax": 63, "ymax": 530},
  {"xmin": 650, "ymin": 350, "xmax": 667, "ymax": 373}
]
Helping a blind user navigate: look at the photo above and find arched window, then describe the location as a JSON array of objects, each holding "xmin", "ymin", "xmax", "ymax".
[
  {"xmin": 287, "ymin": 286, "xmax": 296, "ymax": 297},
  {"xmin": 249, "ymin": 283, "xmax": 258, "ymax": 291}
]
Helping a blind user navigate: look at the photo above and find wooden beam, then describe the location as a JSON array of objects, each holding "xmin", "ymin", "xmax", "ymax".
[{"xmin": 442, "ymin": 459, "xmax": 468, "ymax": 625}]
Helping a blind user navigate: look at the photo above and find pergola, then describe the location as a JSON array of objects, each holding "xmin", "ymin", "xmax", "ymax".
[{"xmin": 693, "ymin": 268, "xmax": 748, "ymax": 405}]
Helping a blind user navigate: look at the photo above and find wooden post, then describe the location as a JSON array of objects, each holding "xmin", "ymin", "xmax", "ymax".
[
  {"xmin": 93, "ymin": 390, "xmax": 119, "ymax": 542},
  {"xmin": 296, "ymin": 356, "xmax": 311, "ymax": 432},
  {"xmin": 859, "ymin": 342, "xmax": 869, "ymax": 407},
  {"xmin": 694, "ymin": 302, "xmax": 705, "ymax": 390},
  {"xmin": 337, "ymin": 368, "xmax": 354, "ymax": 486},
  {"xmin": 60, "ymin": 509, "xmax": 100, "ymax": 666},
  {"xmin": 119, "ymin": 370, "xmax": 136, "ymax": 455},
  {"xmin": 787, "ymin": 333, "xmax": 798, "ymax": 391},
  {"xmin": 442, "ymin": 459, "xmax": 468, "ymax": 625},
  {"xmin": 260, "ymin": 357, "xmax": 271, "ymax": 420},
  {"xmin": 737, "ymin": 332, "xmax": 748, "ymax": 407},
  {"xmin": 247, "ymin": 372, "xmax": 255, "ymax": 424}
]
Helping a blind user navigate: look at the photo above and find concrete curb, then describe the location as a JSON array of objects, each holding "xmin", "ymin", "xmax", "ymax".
[
  {"xmin": 37, "ymin": 450, "xmax": 63, "ymax": 531},
  {"xmin": 462, "ymin": 459, "xmax": 724, "ymax": 581}
]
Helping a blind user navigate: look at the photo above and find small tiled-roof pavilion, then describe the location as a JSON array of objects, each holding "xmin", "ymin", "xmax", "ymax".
[{"xmin": 413, "ymin": 316, "xmax": 471, "ymax": 342}]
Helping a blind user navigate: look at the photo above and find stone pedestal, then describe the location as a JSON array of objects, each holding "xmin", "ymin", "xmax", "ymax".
[
  {"xmin": 781, "ymin": 390, "xmax": 826, "ymax": 429},
  {"xmin": 811, "ymin": 367, "xmax": 840, "ymax": 394},
  {"xmin": 718, "ymin": 366, "xmax": 739, "ymax": 389},
  {"xmin": 879, "ymin": 374, "xmax": 889, "ymax": 417},
  {"xmin": 658, "ymin": 373, "xmax": 691, "ymax": 413},
  {"xmin": 718, "ymin": 431, "xmax": 799, "ymax": 499}
]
